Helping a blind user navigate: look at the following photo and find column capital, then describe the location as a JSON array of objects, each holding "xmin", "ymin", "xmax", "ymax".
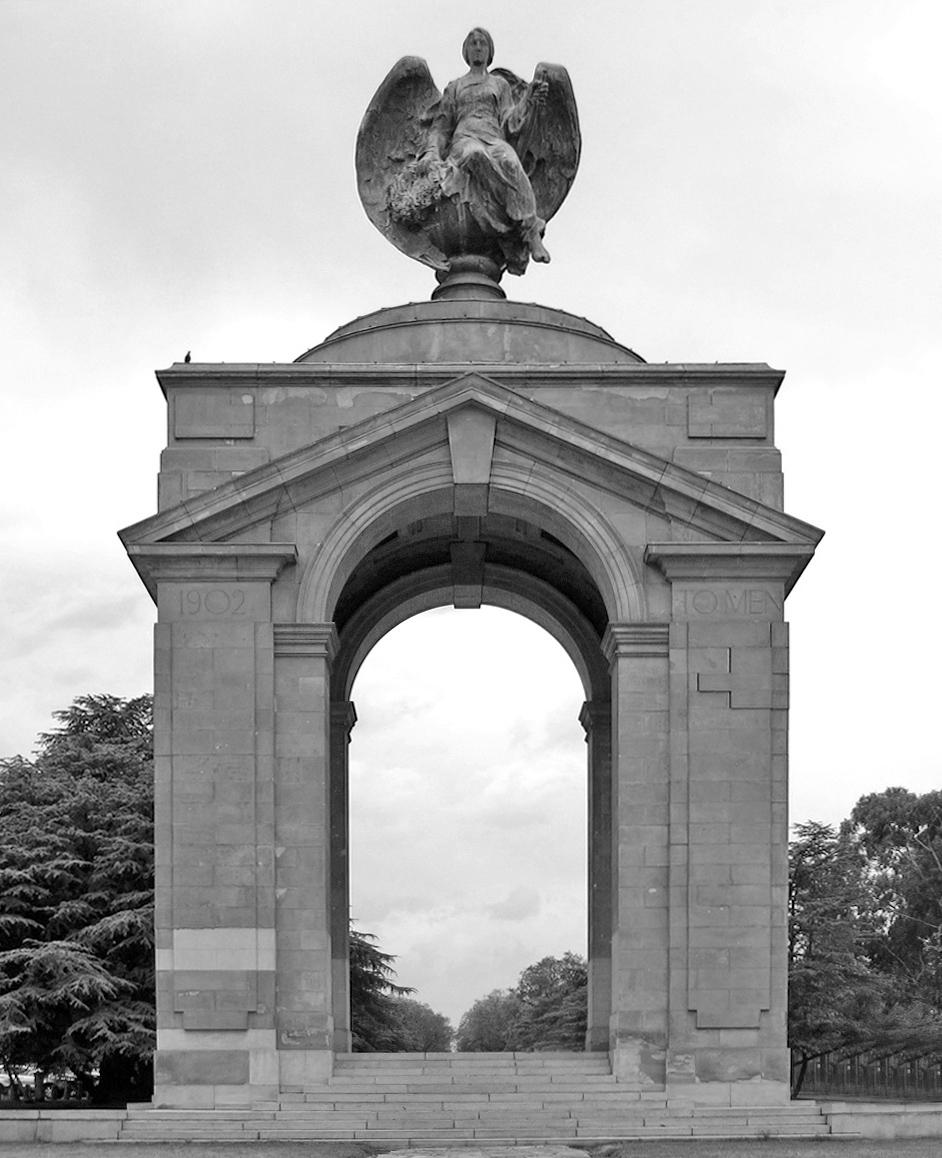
[
  {"xmin": 274, "ymin": 623, "xmax": 339, "ymax": 661},
  {"xmin": 601, "ymin": 623, "xmax": 670, "ymax": 665},
  {"xmin": 126, "ymin": 543, "xmax": 297, "ymax": 601},
  {"xmin": 330, "ymin": 700, "xmax": 358, "ymax": 737},
  {"xmin": 644, "ymin": 542, "xmax": 816, "ymax": 594},
  {"xmin": 579, "ymin": 699, "xmax": 612, "ymax": 737}
]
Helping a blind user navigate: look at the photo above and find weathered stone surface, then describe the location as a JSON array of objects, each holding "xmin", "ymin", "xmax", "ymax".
[
  {"xmin": 122, "ymin": 293, "xmax": 822, "ymax": 1113},
  {"xmin": 356, "ymin": 32, "xmax": 580, "ymax": 288},
  {"xmin": 382, "ymin": 1148, "xmax": 589, "ymax": 1158},
  {"xmin": 155, "ymin": 1048, "xmax": 249, "ymax": 1085}
]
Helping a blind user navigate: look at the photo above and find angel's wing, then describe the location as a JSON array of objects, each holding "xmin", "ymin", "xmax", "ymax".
[
  {"xmin": 355, "ymin": 56, "xmax": 448, "ymax": 269},
  {"xmin": 493, "ymin": 63, "xmax": 581, "ymax": 223}
]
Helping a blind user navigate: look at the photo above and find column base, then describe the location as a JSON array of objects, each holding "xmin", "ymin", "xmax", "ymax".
[
  {"xmin": 585, "ymin": 1026, "xmax": 609, "ymax": 1051},
  {"xmin": 666, "ymin": 1077, "xmax": 791, "ymax": 1107},
  {"xmin": 585, "ymin": 955, "xmax": 612, "ymax": 1052},
  {"xmin": 611, "ymin": 1038, "xmax": 667, "ymax": 1085},
  {"xmin": 279, "ymin": 1049, "xmax": 334, "ymax": 1087},
  {"xmin": 152, "ymin": 1033, "xmax": 331, "ymax": 1106},
  {"xmin": 664, "ymin": 1044, "xmax": 790, "ymax": 1105},
  {"xmin": 152, "ymin": 1083, "xmax": 278, "ymax": 1109}
]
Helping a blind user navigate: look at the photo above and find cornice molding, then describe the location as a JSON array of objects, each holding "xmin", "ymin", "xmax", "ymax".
[
  {"xmin": 601, "ymin": 623, "xmax": 671, "ymax": 664},
  {"xmin": 126, "ymin": 543, "xmax": 297, "ymax": 601},
  {"xmin": 155, "ymin": 361, "xmax": 786, "ymax": 395},
  {"xmin": 644, "ymin": 542, "xmax": 817, "ymax": 594},
  {"xmin": 121, "ymin": 371, "xmax": 823, "ymax": 554},
  {"xmin": 273, "ymin": 623, "xmax": 339, "ymax": 661}
]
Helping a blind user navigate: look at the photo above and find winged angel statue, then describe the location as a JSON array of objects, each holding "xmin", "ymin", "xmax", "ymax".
[{"xmin": 356, "ymin": 28, "xmax": 580, "ymax": 286}]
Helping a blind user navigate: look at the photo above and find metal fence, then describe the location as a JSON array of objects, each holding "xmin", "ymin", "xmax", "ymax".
[{"xmin": 793, "ymin": 1048, "xmax": 942, "ymax": 1100}]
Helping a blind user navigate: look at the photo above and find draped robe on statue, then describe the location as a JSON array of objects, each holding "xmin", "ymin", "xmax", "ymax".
[{"xmin": 432, "ymin": 72, "xmax": 545, "ymax": 274}]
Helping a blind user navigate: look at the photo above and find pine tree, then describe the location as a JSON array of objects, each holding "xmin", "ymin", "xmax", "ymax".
[
  {"xmin": 0, "ymin": 696, "xmax": 155, "ymax": 1102},
  {"xmin": 348, "ymin": 924, "xmax": 414, "ymax": 1051}
]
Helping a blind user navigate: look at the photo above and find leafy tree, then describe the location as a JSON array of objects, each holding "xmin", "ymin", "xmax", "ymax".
[
  {"xmin": 457, "ymin": 952, "xmax": 587, "ymax": 1052},
  {"xmin": 456, "ymin": 989, "xmax": 522, "ymax": 1051},
  {"xmin": 0, "ymin": 695, "xmax": 155, "ymax": 1103},
  {"xmin": 389, "ymin": 998, "xmax": 453, "ymax": 1051},
  {"xmin": 513, "ymin": 952, "xmax": 587, "ymax": 1050},
  {"xmin": 1, "ymin": 697, "xmax": 448, "ymax": 1089},
  {"xmin": 787, "ymin": 820, "xmax": 887, "ymax": 1094},
  {"xmin": 848, "ymin": 788, "xmax": 942, "ymax": 1011},
  {"xmin": 788, "ymin": 809, "xmax": 942, "ymax": 1096}
]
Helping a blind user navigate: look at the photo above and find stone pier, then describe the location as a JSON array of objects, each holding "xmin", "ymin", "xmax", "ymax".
[{"xmin": 122, "ymin": 296, "xmax": 822, "ymax": 1107}]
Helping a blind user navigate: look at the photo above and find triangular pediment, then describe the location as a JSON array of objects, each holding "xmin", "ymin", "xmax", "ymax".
[{"xmin": 120, "ymin": 371, "xmax": 823, "ymax": 556}]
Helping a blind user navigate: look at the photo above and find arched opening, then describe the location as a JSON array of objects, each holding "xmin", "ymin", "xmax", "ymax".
[
  {"xmin": 347, "ymin": 605, "xmax": 587, "ymax": 1042},
  {"xmin": 320, "ymin": 495, "xmax": 618, "ymax": 1054}
]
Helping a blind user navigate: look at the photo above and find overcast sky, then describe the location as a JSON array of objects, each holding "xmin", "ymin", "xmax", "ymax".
[{"xmin": 2, "ymin": 1, "xmax": 940, "ymax": 1026}]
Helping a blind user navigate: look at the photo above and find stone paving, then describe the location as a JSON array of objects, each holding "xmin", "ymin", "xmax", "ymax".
[
  {"xmin": 381, "ymin": 1149, "xmax": 588, "ymax": 1158},
  {"xmin": 3, "ymin": 1139, "xmax": 942, "ymax": 1157}
]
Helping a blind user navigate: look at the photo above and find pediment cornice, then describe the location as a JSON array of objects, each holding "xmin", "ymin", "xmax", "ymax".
[
  {"xmin": 120, "ymin": 371, "xmax": 823, "ymax": 551},
  {"xmin": 644, "ymin": 542, "xmax": 818, "ymax": 595},
  {"xmin": 125, "ymin": 543, "xmax": 298, "ymax": 600},
  {"xmin": 155, "ymin": 360, "xmax": 785, "ymax": 395}
]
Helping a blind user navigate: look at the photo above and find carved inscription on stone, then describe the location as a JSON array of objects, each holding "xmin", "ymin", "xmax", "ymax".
[
  {"xmin": 158, "ymin": 583, "xmax": 269, "ymax": 622},
  {"xmin": 673, "ymin": 584, "xmax": 784, "ymax": 620},
  {"xmin": 179, "ymin": 587, "xmax": 247, "ymax": 617}
]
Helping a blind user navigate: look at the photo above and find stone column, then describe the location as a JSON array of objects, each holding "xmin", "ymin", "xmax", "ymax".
[
  {"xmin": 329, "ymin": 700, "xmax": 357, "ymax": 1053},
  {"xmin": 581, "ymin": 700, "xmax": 613, "ymax": 1052},
  {"xmin": 645, "ymin": 543, "xmax": 812, "ymax": 1107},
  {"xmin": 127, "ymin": 544, "xmax": 296, "ymax": 1109},
  {"xmin": 272, "ymin": 624, "xmax": 338, "ymax": 1087},
  {"xmin": 603, "ymin": 623, "xmax": 671, "ymax": 1085}
]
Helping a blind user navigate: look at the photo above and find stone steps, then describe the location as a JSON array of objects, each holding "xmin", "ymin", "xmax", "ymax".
[
  {"xmin": 331, "ymin": 1055, "xmax": 613, "ymax": 1070},
  {"xmin": 120, "ymin": 1052, "xmax": 833, "ymax": 1142},
  {"xmin": 312, "ymin": 1080, "xmax": 624, "ymax": 1090},
  {"xmin": 119, "ymin": 1109, "xmax": 834, "ymax": 1142},
  {"xmin": 120, "ymin": 1125, "xmax": 832, "ymax": 1143}
]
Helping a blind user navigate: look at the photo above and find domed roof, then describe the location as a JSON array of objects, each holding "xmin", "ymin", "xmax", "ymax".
[{"xmin": 295, "ymin": 299, "xmax": 644, "ymax": 365}]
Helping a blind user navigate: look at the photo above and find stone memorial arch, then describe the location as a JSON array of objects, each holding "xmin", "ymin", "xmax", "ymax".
[{"xmin": 122, "ymin": 297, "xmax": 822, "ymax": 1110}]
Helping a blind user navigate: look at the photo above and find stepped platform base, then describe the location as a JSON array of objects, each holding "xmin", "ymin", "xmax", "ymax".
[{"xmin": 122, "ymin": 1052, "xmax": 835, "ymax": 1143}]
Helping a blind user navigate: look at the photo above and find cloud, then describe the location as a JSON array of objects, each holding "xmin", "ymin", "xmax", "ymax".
[
  {"xmin": 3, "ymin": 0, "xmax": 941, "ymax": 1030},
  {"xmin": 361, "ymin": 884, "xmax": 586, "ymax": 1025},
  {"xmin": 42, "ymin": 594, "xmax": 142, "ymax": 636},
  {"xmin": 0, "ymin": 554, "xmax": 155, "ymax": 756},
  {"xmin": 0, "ymin": 562, "xmax": 149, "ymax": 661},
  {"xmin": 488, "ymin": 886, "xmax": 542, "ymax": 922},
  {"xmin": 345, "ymin": 608, "xmax": 590, "ymax": 1020}
]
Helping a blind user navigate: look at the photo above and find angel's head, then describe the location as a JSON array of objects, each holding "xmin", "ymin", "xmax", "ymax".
[{"xmin": 462, "ymin": 27, "xmax": 494, "ymax": 67}]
